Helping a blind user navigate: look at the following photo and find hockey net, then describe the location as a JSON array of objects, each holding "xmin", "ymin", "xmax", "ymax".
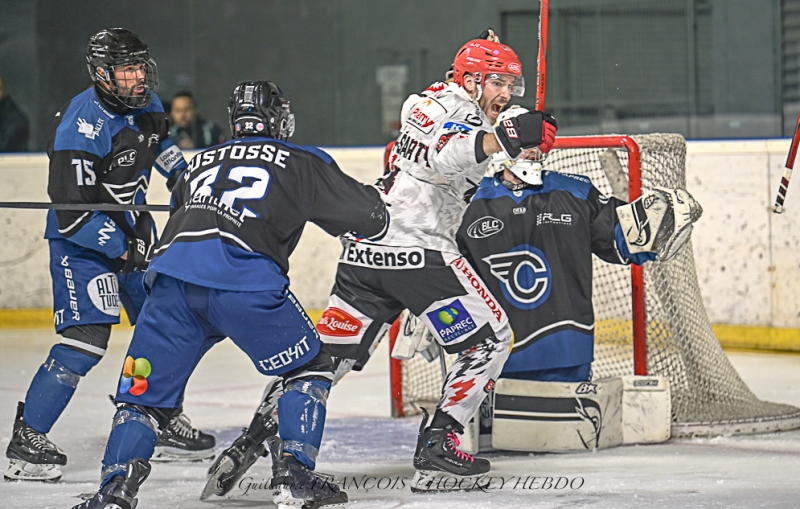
[{"xmin": 389, "ymin": 133, "xmax": 800, "ymax": 437}]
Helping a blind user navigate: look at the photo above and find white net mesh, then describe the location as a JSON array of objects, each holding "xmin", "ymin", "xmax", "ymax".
[{"xmin": 394, "ymin": 133, "xmax": 800, "ymax": 436}]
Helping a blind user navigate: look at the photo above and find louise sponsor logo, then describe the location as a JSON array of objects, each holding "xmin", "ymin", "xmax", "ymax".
[{"xmin": 317, "ymin": 307, "xmax": 362, "ymax": 337}]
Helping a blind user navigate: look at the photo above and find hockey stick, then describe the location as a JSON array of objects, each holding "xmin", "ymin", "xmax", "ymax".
[
  {"xmin": 535, "ymin": 0, "xmax": 550, "ymax": 111},
  {"xmin": 773, "ymin": 112, "xmax": 800, "ymax": 214},
  {"xmin": 0, "ymin": 202, "xmax": 170, "ymax": 212}
]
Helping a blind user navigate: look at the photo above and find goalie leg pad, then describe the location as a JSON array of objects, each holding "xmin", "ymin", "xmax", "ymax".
[
  {"xmin": 491, "ymin": 378, "xmax": 624, "ymax": 452},
  {"xmin": 621, "ymin": 376, "xmax": 671, "ymax": 444}
]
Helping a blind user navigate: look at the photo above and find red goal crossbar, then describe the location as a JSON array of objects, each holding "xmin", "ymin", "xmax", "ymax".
[{"xmin": 388, "ymin": 135, "xmax": 646, "ymax": 418}]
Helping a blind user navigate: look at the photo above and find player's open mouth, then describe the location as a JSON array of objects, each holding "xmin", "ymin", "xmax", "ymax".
[{"xmin": 491, "ymin": 104, "xmax": 503, "ymax": 116}]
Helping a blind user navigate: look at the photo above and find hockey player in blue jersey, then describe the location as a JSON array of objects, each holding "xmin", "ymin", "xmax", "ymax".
[
  {"xmin": 4, "ymin": 28, "xmax": 216, "ymax": 483},
  {"xmin": 71, "ymin": 80, "xmax": 388, "ymax": 509},
  {"xmin": 457, "ymin": 106, "xmax": 703, "ymax": 383}
]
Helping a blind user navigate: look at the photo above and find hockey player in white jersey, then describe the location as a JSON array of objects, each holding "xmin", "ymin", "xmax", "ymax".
[{"xmin": 203, "ymin": 35, "xmax": 557, "ymax": 497}]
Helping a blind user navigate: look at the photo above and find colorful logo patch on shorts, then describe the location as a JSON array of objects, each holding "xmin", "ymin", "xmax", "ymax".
[
  {"xmin": 426, "ymin": 299, "xmax": 476, "ymax": 343},
  {"xmin": 119, "ymin": 356, "xmax": 152, "ymax": 396}
]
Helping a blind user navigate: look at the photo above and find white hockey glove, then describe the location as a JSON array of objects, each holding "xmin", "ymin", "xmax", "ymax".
[
  {"xmin": 616, "ymin": 187, "xmax": 703, "ymax": 262},
  {"xmin": 390, "ymin": 309, "xmax": 439, "ymax": 362}
]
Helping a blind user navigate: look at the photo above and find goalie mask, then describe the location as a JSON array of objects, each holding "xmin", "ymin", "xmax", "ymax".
[
  {"xmin": 228, "ymin": 81, "xmax": 295, "ymax": 140},
  {"xmin": 86, "ymin": 28, "xmax": 158, "ymax": 109},
  {"xmin": 616, "ymin": 187, "xmax": 703, "ymax": 262},
  {"xmin": 490, "ymin": 106, "xmax": 544, "ymax": 189}
]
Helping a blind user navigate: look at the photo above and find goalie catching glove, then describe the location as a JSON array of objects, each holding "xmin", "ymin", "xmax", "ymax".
[
  {"xmin": 616, "ymin": 187, "xmax": 703, "ymax": 262},
  {"xmin": 494, "ymin": 107, "xmax": 557, "ymax": 159}
]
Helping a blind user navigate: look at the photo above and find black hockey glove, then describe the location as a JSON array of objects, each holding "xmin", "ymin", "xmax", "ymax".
[
  {"xmin": 494, "ymin": 111, "xmax": 558, "ymax": 159},
  {"xmin": 119, "ymin": 236, "xmax": 154, "ymax": 273}
]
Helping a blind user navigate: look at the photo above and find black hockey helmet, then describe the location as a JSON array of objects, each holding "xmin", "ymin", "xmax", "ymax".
[
  {"xmin": 228, "ymin": 81, "xmax": 295, "ymax": 140},
  {"xmin": 86, "ymin": 28, "xmax": 158, "ymax": 109}
]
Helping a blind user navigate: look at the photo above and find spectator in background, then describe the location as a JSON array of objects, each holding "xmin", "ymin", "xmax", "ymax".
[
  {"xmin": 0, "ymin": 75, "xmax": 30, "ymax": 152},
  {"xmin": 168, "ymin": 90, "xmax": 225, "ymax": 149}
]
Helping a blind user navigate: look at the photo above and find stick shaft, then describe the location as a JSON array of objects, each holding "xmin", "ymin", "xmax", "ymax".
[
  {"xmin": 774, "ymin": 112, "xmax": 800, "ymax": 213},
  {"xmin": 535, "ymin": 0, "xmax": 550, "ymax": 111},
  {"xmin": 0, "ymin": 202, "xmax": 170, "ymax": 212}
]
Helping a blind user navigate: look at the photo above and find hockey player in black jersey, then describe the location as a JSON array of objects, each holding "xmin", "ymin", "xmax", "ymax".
[
  {"xmin": 5, "ymin": 28, "xmax": 215, "ymax": 483},
  {"xmin": 72, "ymin": 80, "xmax": 387, "ymax": 509}
]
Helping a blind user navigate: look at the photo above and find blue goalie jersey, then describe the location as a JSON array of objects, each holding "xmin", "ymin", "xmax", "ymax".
[{"xmin": 456, "ymin": 172, "xmax": 655, "ymax": 373}]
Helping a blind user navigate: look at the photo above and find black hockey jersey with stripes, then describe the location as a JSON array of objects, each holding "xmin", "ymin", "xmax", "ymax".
[
  {"xmin": 456, "ymin": 172, "xmax": 654, "ymax": 372},
  {"xmin": 44, "ymin": 87, "xmax": 186, "ymax": 258},
  {"xmin": 149, "ymin": 137, "xmax": 388, "ymax": 291}
]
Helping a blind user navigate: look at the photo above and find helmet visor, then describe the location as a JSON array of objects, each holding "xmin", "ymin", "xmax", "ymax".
[{"xmin": 484, "ymin": 73, "xmax": 525, "ymax": 97}]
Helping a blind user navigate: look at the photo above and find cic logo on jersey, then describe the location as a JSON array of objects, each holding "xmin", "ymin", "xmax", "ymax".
[{"xmin": 483, "ymin": 245, "xmax": 552, "ymax": 310}]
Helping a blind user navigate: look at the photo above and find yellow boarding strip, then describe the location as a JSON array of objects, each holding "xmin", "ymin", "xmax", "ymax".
[
  {"xmin": 0, "ymin": 308, "xmax": 327, "ymax": 330},
  {"xmin": 2, "ymin": 309, "xmax": 800, "ymax": 353}
]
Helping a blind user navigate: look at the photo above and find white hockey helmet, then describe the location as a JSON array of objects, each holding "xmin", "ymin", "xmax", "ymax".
[{"xmin": 490, "ymin": 106, "xmax": 544, "ymax": 187}]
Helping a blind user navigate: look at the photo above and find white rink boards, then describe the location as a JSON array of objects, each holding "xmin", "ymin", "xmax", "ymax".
[{"xmin": 1, "ymin": 328, "xmax": 800, "ymax": 508}]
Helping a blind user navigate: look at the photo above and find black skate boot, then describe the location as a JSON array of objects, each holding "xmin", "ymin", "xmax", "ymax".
[
  {"xmin": 267, "ymin": 436, "xmax": 347, "ymax": 509},
  {"xmin": 411, "ymin": 408, "xmax": 490, "ymax": 493},
  {"xmin": 152, "ymin": 409, "xmax": 215, "ymax": 462},
  {"xmin": 71, "ymin": 458, "xmax": 151, "ymax": 509},
  {"xmin": 200, "ymin": 410, "xmax": 277, "ymax": 499},
  {"xmin": 5, "ymin": 401, "xmax": 67, "ymax": 482}
]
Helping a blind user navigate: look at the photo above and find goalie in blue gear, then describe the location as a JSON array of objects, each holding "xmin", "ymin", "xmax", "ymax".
[
  {"xmin": 72, "ymin": 80, "xmax": 388, "ymax": 509},
  {"xmin": 4, "ymin": 28, "xmax": 215, "ymax": 483}
]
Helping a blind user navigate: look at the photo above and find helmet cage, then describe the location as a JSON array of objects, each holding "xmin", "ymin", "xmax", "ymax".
[
  {"xmin": 228, "ymin": 81, "xmax": 295, "ymax": 140},
  {"xmin": 86, "ymin": 29, "xmax": 159, "ymax": 109}
]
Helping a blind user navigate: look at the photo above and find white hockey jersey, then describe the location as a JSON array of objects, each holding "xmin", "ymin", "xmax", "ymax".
[{"xmin": 374, "ymin": 83, "xmax": 493, "ymax": 253}]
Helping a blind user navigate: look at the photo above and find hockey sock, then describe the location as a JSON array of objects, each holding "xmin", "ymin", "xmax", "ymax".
[
  {"xmin": 101, "ymin": 407, "xmax": 158, "ymax": 486},
  {"xmin": 23, "ymin": 345, "xmax": 99, "ymax": 433},
  {"xmin": 429, "ymin": 408, "xmax": 461, "ymax": 431},
  {"xmin": 277, "ymin": 379, "xmax": 331, "ymax": 470}
]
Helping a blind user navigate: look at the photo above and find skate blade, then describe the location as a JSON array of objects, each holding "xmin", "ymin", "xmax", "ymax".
[
  {"xmin": 273, "ymin": 486, "xmax": 348, "ymax": 509},
  {"xmin": 152, "ymin": 445, "xmax": 215, "ymax": 462},
  {"xmin": 410, "ymin": 469, "xmax": 489, "ymax": 493},
  {"xmin": 4, "ymin": 459, "xmax": 62, "ymax": 482},
  {"xmin": 200, "ymin": 455, "xmax": 236, "ymax": 500}
]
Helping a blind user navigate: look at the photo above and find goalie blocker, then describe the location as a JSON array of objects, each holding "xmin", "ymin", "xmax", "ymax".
[{"xmin": 460, "ymin": 376, "xmax": 671, "ymax": 454}]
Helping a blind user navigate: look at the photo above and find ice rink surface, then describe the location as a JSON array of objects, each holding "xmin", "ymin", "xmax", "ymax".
[{"xmin": 2, "ymin": 328, "xmax": 800, "ymax": 508}]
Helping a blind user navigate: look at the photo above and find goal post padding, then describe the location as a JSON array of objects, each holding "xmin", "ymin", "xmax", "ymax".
[{"xmin": 390, "ymin": 133, "xmax": 800, "ymax": 437}]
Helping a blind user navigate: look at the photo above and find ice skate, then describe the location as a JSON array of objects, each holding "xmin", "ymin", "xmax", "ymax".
[
  {"xmin": 151, "ymin": 410, "xmax": 215, "ymax": 462},
  {"xmin": 411, "ymin": 408, "xmax": 490, "ymax": 493},
  {"xmin": 200, "ymin": 410, "xmax": 277, "ymax": 499},
  {"xmin": 267, "ymin": 436, "xmax": 347, "ymax": 509},
  {"xmin": 71, "ymin": 458, "xmax": 151, "ymax": 509},
  {"xmin": 5, "ymin": 401, "xmax": 66, "ymax": 482}
]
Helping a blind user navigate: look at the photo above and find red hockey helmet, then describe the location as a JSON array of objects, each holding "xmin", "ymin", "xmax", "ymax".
[{"xmin": 452, "ymin": 39, "xmax": 525, "ymax": 97}]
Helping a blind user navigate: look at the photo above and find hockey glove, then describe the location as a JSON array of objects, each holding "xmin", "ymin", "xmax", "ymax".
[
  {"xmin": 119, "ymin": 236, "xmax": 154, "ymax": 273},
  {"xmin": 616, "ymin": 187, "xmax": 703, "ymax": 262},
  {"xmin": 494, "ymin": 111, "xmax": 558, "ymax": 159}
]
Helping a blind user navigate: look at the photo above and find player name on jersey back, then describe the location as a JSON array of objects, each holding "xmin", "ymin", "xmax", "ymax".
[
  {"xmin": 187, "ymin": 142, "xmax": 292, "ymax": 171},
  {"xmin": 340, "ymin": 240, "xmax": 424, "ymax": 269}
]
